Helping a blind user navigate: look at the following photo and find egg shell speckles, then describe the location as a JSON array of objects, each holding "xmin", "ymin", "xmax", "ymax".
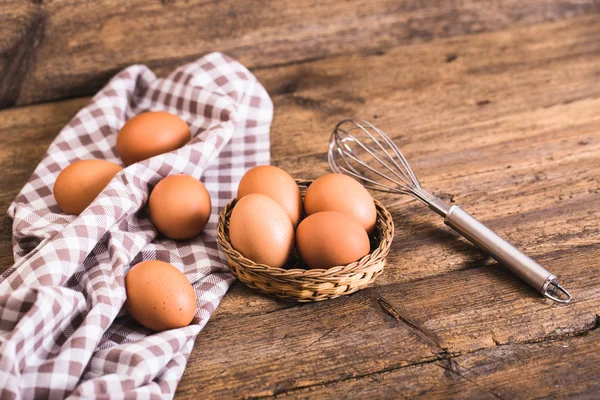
[{"xmin": 125, "ymin": 260, "xmax": 196, "ymax": 332}]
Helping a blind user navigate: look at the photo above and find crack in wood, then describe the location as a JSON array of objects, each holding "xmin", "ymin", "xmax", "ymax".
[
  {"xmin": 516, "ymin": 314, "xmax": 600, "ymax": 345},
  {"xmin": 254, "ymin": 353, "xmax": 456, "ymax": 399},
  {"xmin": 435, "ymin": 360, "xmax": 507, "ymax": 400},
  {"xmin": 307, "ymin": 328, "xmax": 336, "ymax": 348},
  {"xmin": 441, "ymin": 356, "xmax": 461, "ymax": 379},
  {"xmin": 377, "ymin": 295, "xmax": 446, "ymax": 351},
  {"xmin": 252, "ymin": 314, "xmax": 600, "ymax": 398}
]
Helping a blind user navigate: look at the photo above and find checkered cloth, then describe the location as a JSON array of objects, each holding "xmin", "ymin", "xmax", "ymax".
[{"xmin": 0, "ymin": 52, "xmax": 272, "ymax": 399}]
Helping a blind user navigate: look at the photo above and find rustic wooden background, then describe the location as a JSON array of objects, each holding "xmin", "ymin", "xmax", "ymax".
[{"xmin": 1, "ymin": 1, "xmax": 600, "ymax": 398}]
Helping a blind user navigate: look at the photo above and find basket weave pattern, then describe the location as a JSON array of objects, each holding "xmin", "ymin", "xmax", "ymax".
[{"xmin": 217, "ymin": 179, "xmax": 394, "ymax": 302}]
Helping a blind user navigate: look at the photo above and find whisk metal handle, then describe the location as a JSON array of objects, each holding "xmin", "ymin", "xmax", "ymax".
[{"xmin": 442, "ymin": 205, "xmax": 572, "ymax": 303}]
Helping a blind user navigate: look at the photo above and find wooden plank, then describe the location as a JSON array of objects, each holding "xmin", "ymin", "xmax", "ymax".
[
  {"xmin": 176, "ymin": 247, "xmax": 600, "ymax": 398},
  {"xmin": 1, "ymin": 0, "xmax": 599, "ymax": 108},
  {"xmin": 273, "ymin": 323, "xmax": 600, "ymax": 399}
]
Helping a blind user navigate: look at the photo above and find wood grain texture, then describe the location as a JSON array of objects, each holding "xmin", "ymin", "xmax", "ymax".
[
  {"xmin": 274, "ymin": 325, "xmax": 600, "ymax": 399},
  {"xmin": 1, "ymin": 0, "xmax": 600, "ymax": 108},
  {"xmin": 0, "ymin": 2, "xmax": 599, "ymax": 399}
]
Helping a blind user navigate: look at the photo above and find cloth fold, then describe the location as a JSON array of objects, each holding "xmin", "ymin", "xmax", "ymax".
[{"xmin": 0, "ymin": 52, "xmax": 273, "ymax": 399}]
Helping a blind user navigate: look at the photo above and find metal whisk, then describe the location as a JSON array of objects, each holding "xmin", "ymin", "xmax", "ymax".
[{"xmin": 328, "ymin": 119, "xmax": 572, "ymax": 303}]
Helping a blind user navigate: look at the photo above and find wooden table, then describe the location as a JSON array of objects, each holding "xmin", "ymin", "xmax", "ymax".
[{"xmin": 2, "ymin": 1, "xmax": 599, "ymax": 398}]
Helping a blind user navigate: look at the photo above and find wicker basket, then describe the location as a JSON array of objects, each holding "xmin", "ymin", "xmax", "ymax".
[{"xmin": 217, "ymin": 179, "xmax": 394, "ymax": 302}]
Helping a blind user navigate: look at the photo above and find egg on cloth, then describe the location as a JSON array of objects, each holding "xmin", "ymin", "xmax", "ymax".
[
  {"xmin": 53, "ymin": 159, "xmax": 123, "ymax": 215},
  {"xmin": 296, "ymin": 211, "xmax": 370, "ymax": 270},
  {"xmin": 228, "ymin": 193, "xmax": 294, "ymax": 268},
  {"xmin": 148, "ymin": 175, "xmax": 212, "ymax": 240},
  {"xmin": 125, "ymin": 260, "xmax": 196, "ymax": 332},
  {"xmin": 116, "ymin": 111, "xmax": 191, "ymax": 165},
  {"xmin": 304, "ymin": 173, "xmax": 377, "ymax": 233},
  {"xmin": 237, "ymin": 165, "xmax": 303, "ymax": 227}
]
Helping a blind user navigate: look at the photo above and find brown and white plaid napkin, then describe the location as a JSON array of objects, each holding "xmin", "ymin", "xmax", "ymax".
[{"xmin": 0, "ymin": 52, "xmax": 273, "ymax": 399}]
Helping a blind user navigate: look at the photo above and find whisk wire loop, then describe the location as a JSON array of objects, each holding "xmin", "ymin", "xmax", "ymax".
[
  {"xmin": 338, "ymin": 134, "xmax": 414, "ymax": 193},
  {"xmin": 329, "ymin": 119, "xmax": 430, "ymax": 204},
  {"xmin": 357, "ymin": 120, "xmax": 422, "ymax": 189},
  {"xmin": 330, "ymin": 136, "xmax": 410, "ymax": 194}
]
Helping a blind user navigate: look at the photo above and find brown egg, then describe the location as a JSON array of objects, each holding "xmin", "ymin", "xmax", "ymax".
[
  {"xmin": 296, "ymin": 211, "xmax": 370, "ymax": 270},
  {"xmin": 237, "ymin": 165, "xmax": 303, "ymax": 227},
  {"xmin": 116, "ymin": 111, "xmax": 191, "ymax": 165},
  {"xmin": 149, "ymin": 175, "xmax": 212, "ymax": 240},
  {"xmin": 304, "ymin": 173, "xmax": 377, "ymax": 233},
  {"xmin": 229, "ymin": 193, "xmax": 294, "ymax": 268},
  {"xmin": 53, "ymin": 159, "xmax": 123, "ymax": 215},
  {"xmin": 125, "ymin": 260, "xmax": 196, "ymax": 332}
]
